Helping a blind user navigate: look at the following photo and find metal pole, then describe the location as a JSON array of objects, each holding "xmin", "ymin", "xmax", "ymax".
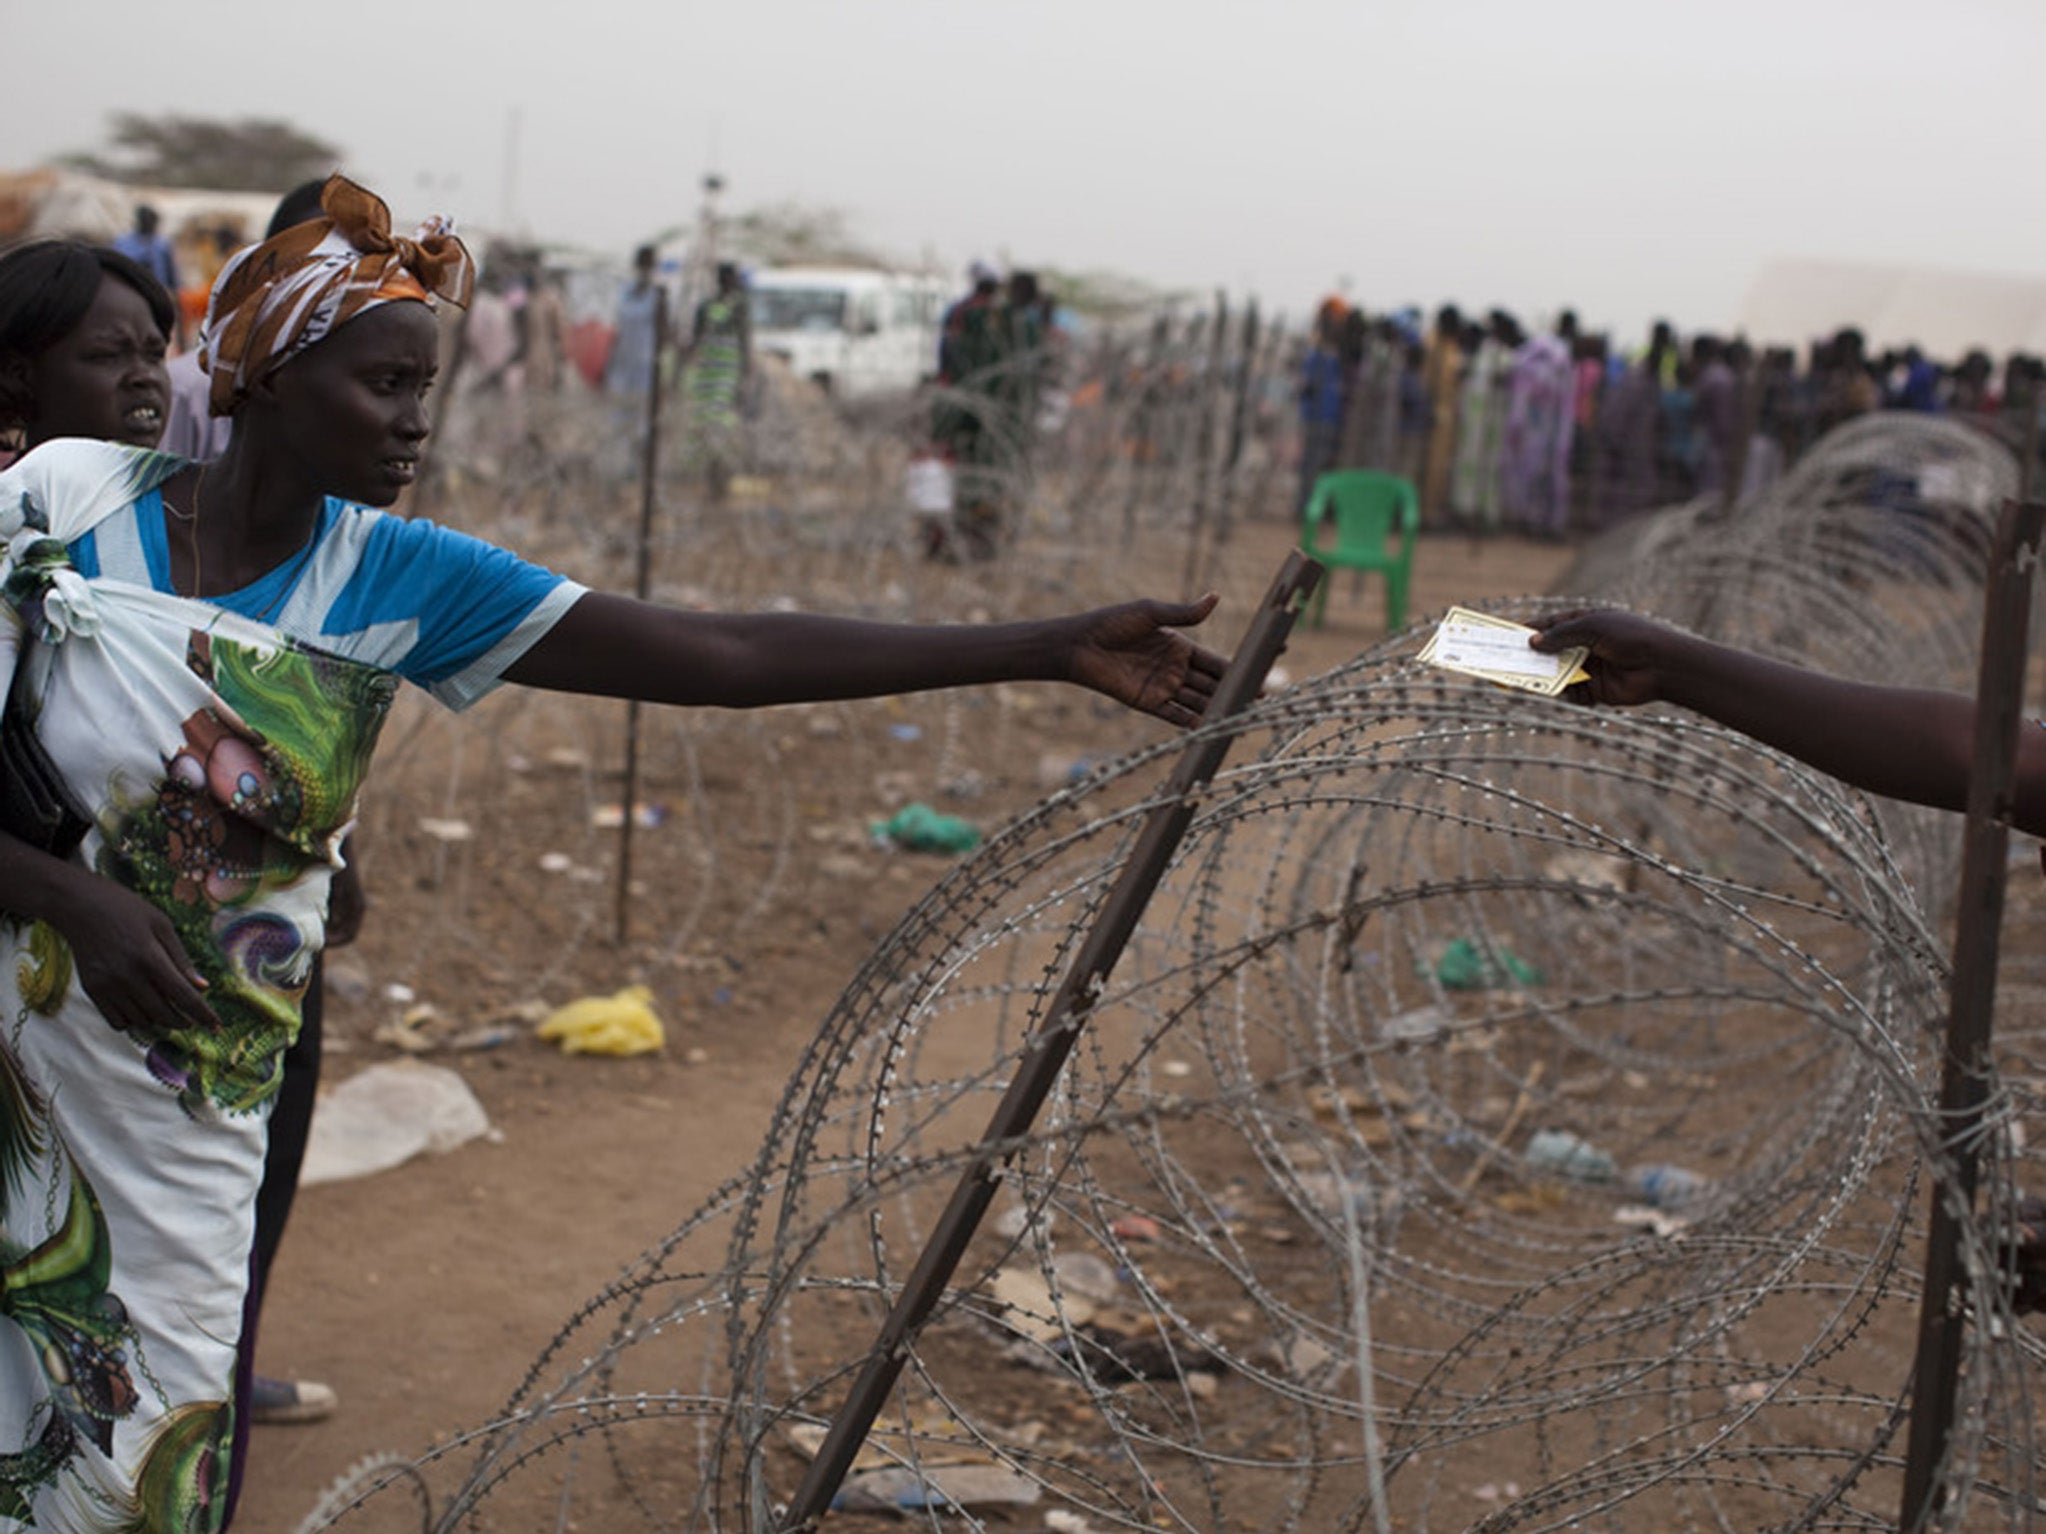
[
  {"xmin": 614, "ymin": 286, "xmax": 669, "ymax": 946},
  {"xmin": 1121, "ymin": 313, "xmax": 1171, "ymax": 552},
  {"xmin": 500, "ymin": 105, "xmax": 522, "ymax": 232},
  {"xmin": 775, "ymin": 552, "xmax": 1324, "ymax": 1531},
  {"xmin": 1223, "ymin": 299, "xmax": 1260, "ymax": 488},
  {"xmin": 1181, "ymin": 290, "xmax": 1229, "ymax": 595},
  {"xmin": 1202, "ymin": 298, "xmax": 1260, "ymax": 594},
  {"xmin": 1899, "ymin": 495, "xmax": 2046, "ymax": 1531},
  {"xmin": 1245, "ymin": 314, "xmax": 1291, "ymax": 524}
]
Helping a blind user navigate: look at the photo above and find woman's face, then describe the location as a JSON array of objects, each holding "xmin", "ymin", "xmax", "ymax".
[
  {"xmin": 27, "ymin": 275, "xmax": 170, "ymax": 449},
  {"xmin": 258, "ymin": 301, "xmax": 438, "ymax": 507}
]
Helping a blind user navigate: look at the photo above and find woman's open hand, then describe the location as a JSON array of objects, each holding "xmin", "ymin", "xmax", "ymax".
[{"xmin": 1066, "ymin": 594, "xmax": 1227, "ymax": 728}]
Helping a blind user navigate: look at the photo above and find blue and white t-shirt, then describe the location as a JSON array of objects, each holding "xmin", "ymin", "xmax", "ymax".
[{"xmin": 69, "ymin": 488, "xmax": 585, "ymax": 710}]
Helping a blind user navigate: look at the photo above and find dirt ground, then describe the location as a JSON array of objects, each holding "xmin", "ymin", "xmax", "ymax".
[{"xmin": 232, "ymin": 518, "xmax": 1598, "ymax": 1530}]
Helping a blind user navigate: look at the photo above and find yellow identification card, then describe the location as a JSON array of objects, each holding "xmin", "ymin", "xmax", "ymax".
[{"xmin": 1419, "ymin": 606, "xmax": 1591, "ymax": 696}]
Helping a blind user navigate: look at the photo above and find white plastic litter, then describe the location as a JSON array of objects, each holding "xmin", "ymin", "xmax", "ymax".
[{"xmin": 300, "ymin": 1060, "xmax": 493, "ymax": 1186}]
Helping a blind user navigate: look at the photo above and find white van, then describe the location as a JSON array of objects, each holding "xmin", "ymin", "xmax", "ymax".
[{"xmin": 748, "ymin": 267, "xmax": 953, "ymax": 398}]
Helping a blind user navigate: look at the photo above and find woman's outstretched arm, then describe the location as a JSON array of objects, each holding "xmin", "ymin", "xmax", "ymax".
[
  {"xmin": 504, "ymin": 591, "xmax": 1228, "ymax": 727},
  {"xmin": 1531, "ymin": 609, "xmax": 2046, "ymax": 836}
]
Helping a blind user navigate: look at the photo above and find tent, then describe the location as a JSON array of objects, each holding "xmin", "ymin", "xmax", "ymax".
[
  {"xmin": 1738, "ymin": 257, "xmax": 2046, "ymax": 359},
  {"xmin": 2, "ymin": 168, "xmax": 295, "ymax": 325},
  {"xmin": 1, "ymin": 167, "xmax": 277, "ymax": 249}
]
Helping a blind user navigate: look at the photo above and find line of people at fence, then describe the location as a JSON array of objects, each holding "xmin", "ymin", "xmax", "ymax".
[{"xmin": 1299, "ymin": 296, "xmax": 2046, "ymax": 539}]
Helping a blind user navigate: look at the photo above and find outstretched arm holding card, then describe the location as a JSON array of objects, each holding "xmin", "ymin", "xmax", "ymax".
[{"xmin": 1530, "ymin": 608, "xmax": 2046, "ymax": 838}]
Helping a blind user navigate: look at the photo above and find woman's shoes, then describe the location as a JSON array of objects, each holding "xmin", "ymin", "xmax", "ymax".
[{"xmin": 250, "ymin": 1373, "xmax": 339, "ymax": 1425}]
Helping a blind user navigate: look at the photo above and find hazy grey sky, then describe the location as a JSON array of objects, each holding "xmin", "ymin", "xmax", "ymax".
[{"xmin": 14, "ymin": 0, "xmax": 2045, "ymax": 339}]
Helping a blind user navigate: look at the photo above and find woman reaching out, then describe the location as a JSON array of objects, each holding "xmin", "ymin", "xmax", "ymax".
[
  {"xmin": 0, "ymin": 177, "xmax": 1223, "ymax": 1531},
  {"xmin": 0, "ymin": 229, "xmax": 351, "ymax": 1437},
  {"xmin": 1529, "ymin": 608, "xmax": 2046, "ymax": 834}
]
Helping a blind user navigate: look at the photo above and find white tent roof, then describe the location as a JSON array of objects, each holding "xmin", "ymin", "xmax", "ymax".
[
  {"xmin": 1738, "ymin": 257, "xmax": 2046, "ymax": 359},
  {"xmin": 1, "ymin": 168, "xmax": 281, "ymax": 249}
]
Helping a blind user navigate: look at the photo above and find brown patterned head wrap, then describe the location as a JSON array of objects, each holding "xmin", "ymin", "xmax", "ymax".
[{"xmin": 198, "ymin": 174, "xmax": 474, "ymax": 417}]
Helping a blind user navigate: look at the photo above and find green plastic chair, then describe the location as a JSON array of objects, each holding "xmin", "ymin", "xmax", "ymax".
[{"xmin": 1298, "ymin": 470, "xmax": 1419, "ymax": 630}]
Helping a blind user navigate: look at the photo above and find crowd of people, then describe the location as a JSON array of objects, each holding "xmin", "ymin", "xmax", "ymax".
[{"xmin": 1296, "ymin": 296, "xmax": 2046, "ymax": 537}]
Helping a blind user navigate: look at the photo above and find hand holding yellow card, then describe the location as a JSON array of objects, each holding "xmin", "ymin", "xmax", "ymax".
[{"xmin": 1419, "ymin": 607, "xmax": 1590, "ymax": 697}]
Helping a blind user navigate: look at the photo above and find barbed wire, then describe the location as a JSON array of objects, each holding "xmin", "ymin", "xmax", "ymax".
[{"xmin": 302, "ymin": 344, "xmax": 2043, "ymax": 1530}]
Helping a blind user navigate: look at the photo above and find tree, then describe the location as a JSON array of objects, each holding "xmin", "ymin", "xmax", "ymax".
[{"xmin": 58, "ymin": 113, "xmax": 344, "ymax": 193}]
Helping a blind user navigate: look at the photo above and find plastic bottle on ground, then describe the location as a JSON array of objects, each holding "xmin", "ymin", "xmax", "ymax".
[
  {"xmin": 1628, "ymin": 1163, "xmax": 1709, "ymax": 1209},
  {"xmin": 1524, "ymin": 1128, "xmax": 1617, "ymax": 1183}
]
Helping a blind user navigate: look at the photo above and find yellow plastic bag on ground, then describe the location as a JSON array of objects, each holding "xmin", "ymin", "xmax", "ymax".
[{"xmin": 536, "ymin": 985, "xmax": 665, "ymax": 1057}]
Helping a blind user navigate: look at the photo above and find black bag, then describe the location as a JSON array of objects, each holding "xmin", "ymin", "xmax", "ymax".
[{"xmin": 0, "ymin": 620, "xmax": 91, "ymax": 860}]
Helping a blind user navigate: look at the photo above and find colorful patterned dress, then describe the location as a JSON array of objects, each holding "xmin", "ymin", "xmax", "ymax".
[
  {"xmin": 0, "ymin": 441, "xmax": 581, "ymax": 1532},
  {"xmin": 681, "ymin": 293, "xmax": 750, "ymax": 481}
]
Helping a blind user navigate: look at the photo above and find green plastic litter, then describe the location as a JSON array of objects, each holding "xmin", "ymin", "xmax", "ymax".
[
  {"xmin": 871, "ymin": 802, "xmax": 981, "ymax": 854},
  {"xmin": 1433, "ymin": 937, "xmax": 1542, "ymax": 991}
]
